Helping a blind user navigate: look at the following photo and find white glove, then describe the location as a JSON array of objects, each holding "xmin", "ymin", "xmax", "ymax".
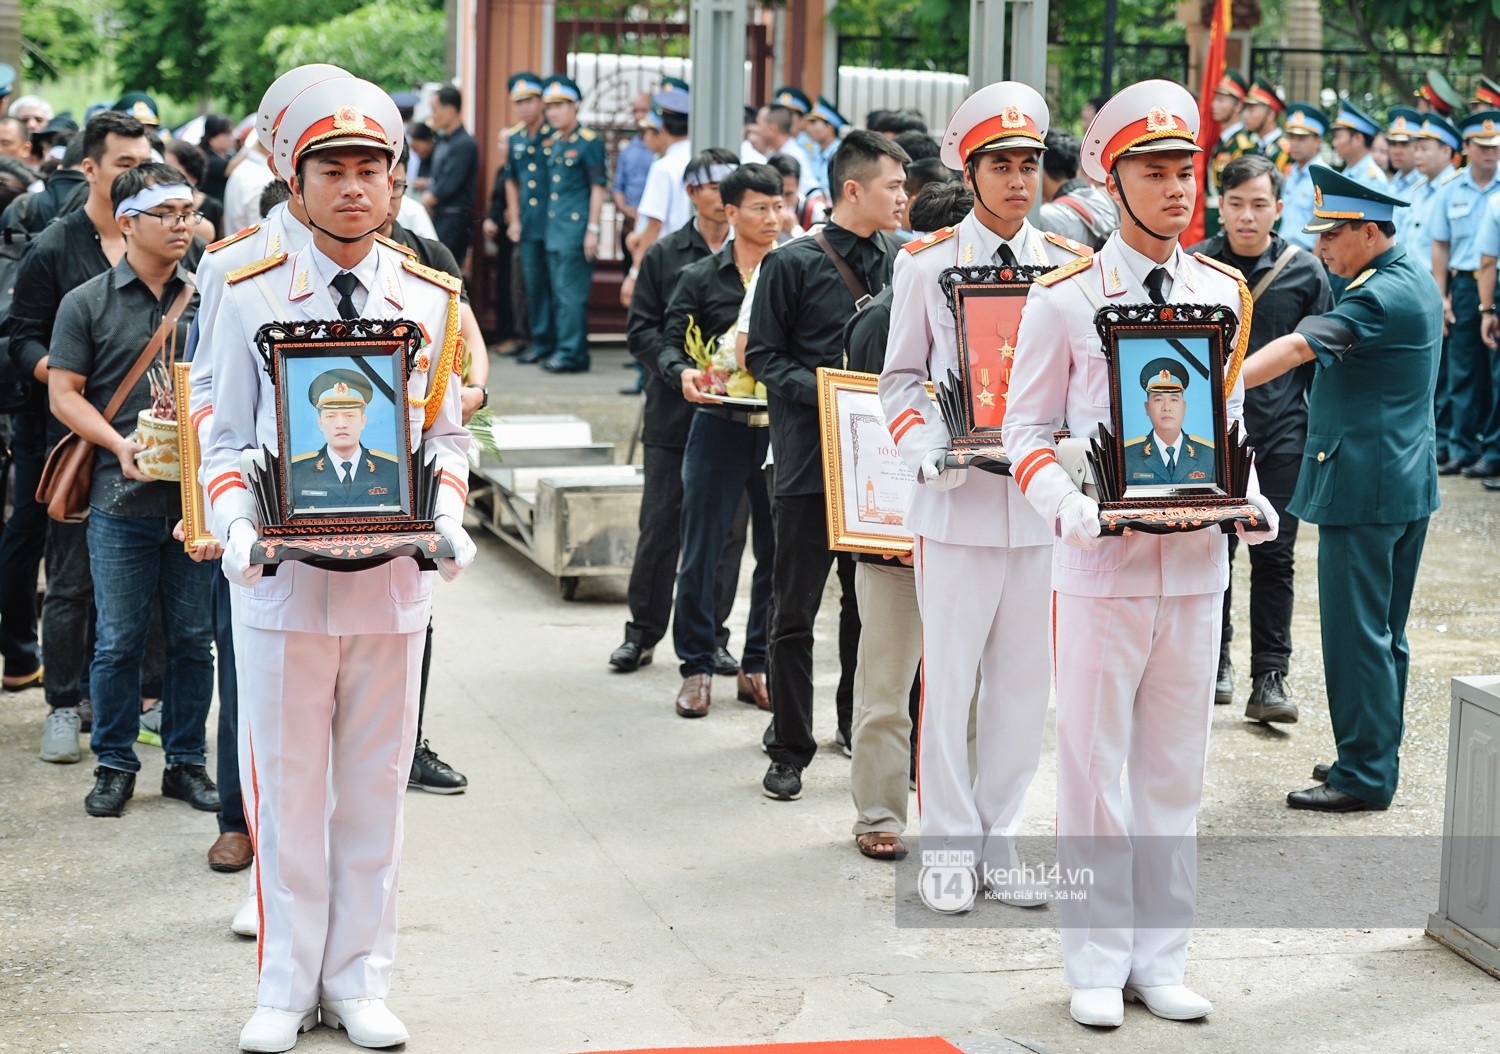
[
  {"xmin": 919, "ymin": 447, "xmax": 965, "ymax": 492},
  {"xmin": 1236, "ymin": 491, "xmax": 1280, "ymax": 545},
  {"xmin": 1057, "ymin": 490, "xmax": 1102, "ymax": 550},
  {"xmin": 222, "ymin": 519, "xmax": 263, "ymax": 588},
  {"xmin": 434, "ymin": 514, "xmax": 476, "ymax": 582}
]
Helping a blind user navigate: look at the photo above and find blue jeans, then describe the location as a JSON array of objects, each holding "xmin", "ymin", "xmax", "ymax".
[
  {"xmin": 87, "ymin": 510, "xmax": 215, "ymax": 772},
  {"xmin": 546, "ymin": 246, "xmax": 596, "ymax": 369},
  {"xmin": 519, "ymin": 240, "xmax": 554, "ymax": 359},
  {"xmin": 673, "ymin": 411, "xmax": 774, "ymax": 677}
]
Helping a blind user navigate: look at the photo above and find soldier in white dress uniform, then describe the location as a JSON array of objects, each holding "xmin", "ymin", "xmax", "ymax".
[
  {"xmin": 1004, "ymin": 80, "xmax": 1278, "ymax": 1028},
  {"xmin": 878, "ymin": 82, "xmax": 1090, "ymax": 897},
  {"xmin": 201, "ymin": 77, "xmax": 476, "ymax": 1054}
]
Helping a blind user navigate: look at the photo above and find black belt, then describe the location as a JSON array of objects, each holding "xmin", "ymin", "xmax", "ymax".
[
  {"xmin": 1451, "ymin": 270, "xmax": 1480, "ymax": 282},
  {"xmin": 697, "ymin": 404, "xmax": 769, "ymax": 427}
]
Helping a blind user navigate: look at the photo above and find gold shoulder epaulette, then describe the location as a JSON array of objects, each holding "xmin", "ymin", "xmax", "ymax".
[
  {"xmin": 401, "ymin": 257, "xmax": 461, "ymax": 294},
  {"xmin": 375, "ymin": 232, "xmax": 415, "ymax": 256},
  {"xmin": 370, "ymin": 449, "xmax": 398, "ymax": 461},
  {"xmin": 1189, "ymin": 434, "xmax": 1216, "ymax": 446},
  {"xmin": 505, "ymin": 122, "xmax": 524, "ymax": 136},
  {"xmin": 290, "ymin": 451, "xmax": 319, "ymax": 463},
  {"xmin": 207, "ymin": 224, "xmax": 261, "ymax": 254},
  {"xmin": 902, "ymin": 226, "xmax": 957, "ymax": 254},
  {"xmin": 1035, "ymin": 254, "xmax": 1094, "ymax": 287},
  {"xmin": 578, "ymin": 127, "xmax": 598, "ymax": 141},
  {"xmin": 1437, "ymin": 167, "xmax": 1461, "ymax": 187},
  {"xmin": 1044, "ymin": 231, "xmax": 1093, "ymax": 257},
  {"xmin": 1346, "ymin": 267, "xmax": 1377, "ymax": 290},
  {"xmin": 226, "ymin": 252, "xmax": 288, "ymax": 284},
  {"xmin": 1194, "ymin": 252, "xmax": 1247, "ymax": 284}
]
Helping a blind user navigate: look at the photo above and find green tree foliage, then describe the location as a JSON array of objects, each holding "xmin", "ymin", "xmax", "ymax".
[
  {"xmin": 264, "ymin": 2, "xmax": 447, "ymax": 97},
  {"xmin": 20, "ymin": 0, "xmax": 109, "ymax": 81}
]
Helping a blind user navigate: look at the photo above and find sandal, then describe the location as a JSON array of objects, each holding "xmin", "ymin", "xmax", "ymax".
[{"xmin": 855, "ymin": 831, "xmax": 907, "ymax": 861}]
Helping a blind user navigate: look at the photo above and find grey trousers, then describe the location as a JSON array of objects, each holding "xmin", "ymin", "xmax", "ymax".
[{"xmin": 850, "ymin": 562, "xmax": 922, "ymax": 835}]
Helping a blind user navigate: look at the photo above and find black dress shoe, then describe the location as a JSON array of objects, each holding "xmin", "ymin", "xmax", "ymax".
[
  {"xmin": 618, "ymin": 384, "xmax": 644, "ymax": 396},
  {"xmin": 1461, "ymin": 458, "xmax": 1500, "ymax": 478},
  {"xmin": 516, "ymin": 347, "xmax": 547, "ymax": 364},
  {"xmin": 1214, "ymin": 651, "xmax": 1234, "ymax": 704},
  {"xmin": 541, "ymin": 357, "xmax": 588, "ymax": 374},
  {"xmin": 1287, "ymin": 782, "xmax": 1388, "ymax": 812},
  {"xmin": 409, "ymin": 740, "xmax": 468, "ymax": 794},
  {"xmin": 712, "ymin": 646, "xmax": 740, "ymax": 677},
  {"xmin": 608, "ymin": 640, "xmax": 653, "ymax": 672},
  {"xmin": 1244, "ymin": 670, "xmax": 1298, "ymax": 723},
  {"xmin": 1312, "ymin": 763, "xmax": 1331, "ymax": 782},
  {"xmin": 1438, "ymin": 456, "xmax": 1476, "ymax": 475},
  {"xmin": 162, "ymin": 763, "xmax": 221, "ymax": 812},
  {"xmin": 85, "ymin": 767, "xmax": 136, "ymax": 817}
]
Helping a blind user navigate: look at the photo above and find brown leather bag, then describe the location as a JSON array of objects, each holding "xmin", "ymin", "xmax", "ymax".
[{"xmin": 36, "ymin": 283, "xmax": 194, "ymax": 523}]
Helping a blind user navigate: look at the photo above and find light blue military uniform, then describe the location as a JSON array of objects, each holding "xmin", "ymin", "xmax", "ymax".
[
  {"xmin": 1278, "ymin": 103, "xmax": 1330, "ymax": 251},
  {"xmin": 1332, "ymin": 101, "xmax": 1392, "ymax": 194},
  {"xmin": 800, "ymin": 95, "xmax": 847, "ymax": 190}
]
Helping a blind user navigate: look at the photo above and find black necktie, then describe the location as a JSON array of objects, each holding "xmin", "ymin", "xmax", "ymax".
[
  {"xmin": 332, "ymin": 272, "xmax": 360, "ymax": 320},
  {"xmin": 996, "ymin": 243, "xmax": 1017, "ymax": 267},
  {"xmin": 341, "ymin": 460, "xmax": 355, "ymax": 483},
  {"xmin": 1165, "ymin": 445, "xmax": 1177, "ymax": 477},
  {"xmin": 1145, "ymin": 266, "xmax": 1168, "ymax": 305}
]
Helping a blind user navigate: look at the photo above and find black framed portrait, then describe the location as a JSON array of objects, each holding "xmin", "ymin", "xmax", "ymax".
[
  {"xmin": 1087, "ymin": 303, "xmax": 1268, "ymax": 536},
  {"xmin": 243, "ymin": 319, "xmax": 453, "ymax": 571}
]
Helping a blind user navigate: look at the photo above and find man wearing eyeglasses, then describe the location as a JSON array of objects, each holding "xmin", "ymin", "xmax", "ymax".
[{"xmin": 45, "ymin": 163, "xmax": 217, "ymax": 820}]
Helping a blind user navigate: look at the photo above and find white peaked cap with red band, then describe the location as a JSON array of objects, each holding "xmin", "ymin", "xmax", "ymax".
[
  {"xmin": 941, "ymin": 81, "xmax": 1050, "ymax": 170},
  {"xmin": 1081, "ymin": 79, "xmax": 1201, "ymax": 183},
  {"xmin": 273, "ymin": 78, "xmax": 404, "ymax": 179},
  {"xmin": 257, "ymin": 64, "xmax": 353, "ymax": 171}
]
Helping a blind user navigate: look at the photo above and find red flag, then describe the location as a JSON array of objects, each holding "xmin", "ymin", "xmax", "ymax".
[{"xmin": 1185, "ymin": 0, "xmax": 1231, "ymax": 245}]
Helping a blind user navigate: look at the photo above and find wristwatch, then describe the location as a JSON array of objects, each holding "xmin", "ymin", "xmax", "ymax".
[
  {"xmin": 470, "ymin": 384, "xmax": 489, "ymax": 408},
  {"xmin": 586, "ymin": 223, "xmax": 601, "ymax": 234}
]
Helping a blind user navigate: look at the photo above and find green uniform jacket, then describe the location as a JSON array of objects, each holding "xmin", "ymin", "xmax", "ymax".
[{"xmin": 1288, "ymin": 243, "xmax": 1442, "ymax": 526}]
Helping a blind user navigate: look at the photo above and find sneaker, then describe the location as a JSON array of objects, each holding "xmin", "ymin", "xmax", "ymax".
[
  {"xmin": 137, "ymin": 699, "xmax": 163, "ymax": 747},
  {"xmin": 1245, "ymin": 670, "xmax": 1298, "ymax": 724},
  {"xmin": 85, "ymin": 766, "xmax": 136, "ymax": 817},
  {"xmin": 835, "ymin": 726, "xmax": 853, "ymax": 758},
  {"xmin": 762, "ymin": 761, "xmax": 803, "ymax": 801},
  {"xmin": 408, "ymin": 740, "xmax": 468, "ymax": 794},
  {"xmin": 40, "ymin": 707, "xmax": 82, "ymax": 764},
  {"xmin": 162, "ymin": 763, "xmax": 221, "ymax": 811},
  {"xmin": 1214, "ymin": 651, "xmax": 1234, "ymax": 705}
]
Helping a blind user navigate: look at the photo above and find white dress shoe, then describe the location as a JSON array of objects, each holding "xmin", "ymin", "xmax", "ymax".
[
  {"xmin": 239, "ymin": 1006, "xmax": 317, "ymax": 1052},
  {"xmin": 1070, "ymin": 987, "xmax": 1124, "ymax": 1027},
  {"xmin": 320, "ymin": 998, "xmax": 409, "ymax": 1048},
  {"xmin": 231, "ymin": 894, "xmax": 258, "ymax": 938},
  {"xmin": 1123, "ymin": 982, "xmax": 1213, "ymax": 1020}
]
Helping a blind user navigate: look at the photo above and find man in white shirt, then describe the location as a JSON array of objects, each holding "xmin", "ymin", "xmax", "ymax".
[
  {"xmin": 221, "ymin": 139, "xmax": 274, "ymax": 235},
  {"xmin": 627, "ymin": 90, "xmax": 692, "ymax": 260}
]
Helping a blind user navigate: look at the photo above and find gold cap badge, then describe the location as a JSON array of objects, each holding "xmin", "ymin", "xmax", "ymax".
[
  {"xmin": 1000, "ymin": 106, "xmax": 1024, "ymax": 129},
  {"xmin": 1145, "ymin": 107, "xmax": 1178, "ymax": 132},
  {"xmin": 334, "ymin": 106, "xmax": 367, "ymax": 132}
]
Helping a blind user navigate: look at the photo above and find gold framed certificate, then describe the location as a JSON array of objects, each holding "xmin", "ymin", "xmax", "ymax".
[
  {"xmin": 817, "ymin": 367, "xmax": 934, "ymax": 556},
  {"xmin": 173, "ymin": 363, "xmax": 215, "ymax": 551}
]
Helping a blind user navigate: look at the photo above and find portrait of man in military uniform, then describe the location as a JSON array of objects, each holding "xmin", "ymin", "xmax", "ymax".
[
  {"xmin": 1122, "ymin": 355, "xmax": 1216, "ymax": 488},
  {"xmin": 288, "ymin": 366, "xmax": 403, "ymax": 512}
]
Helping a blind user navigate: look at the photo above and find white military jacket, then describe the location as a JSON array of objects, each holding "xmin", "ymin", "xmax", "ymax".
[
  {"xmin": 1004, "ymin": 232, "xmax": 1248, "ymax": 598},
  {"xmin": 202, "ymin": 239, "xmax": 470, "ymax": 635},
  {"xmin": 879, "ymin": 214, "xmax": 1088, "ymax": 548},
  {"xmin": 187, "ymin": 202, "xmax": 313, "ymax": 446}
]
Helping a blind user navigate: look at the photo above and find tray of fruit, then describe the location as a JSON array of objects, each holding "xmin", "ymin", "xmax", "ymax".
[{"xmin": 685, "ymin": 316, "xmax": 769, "ymax": 407}]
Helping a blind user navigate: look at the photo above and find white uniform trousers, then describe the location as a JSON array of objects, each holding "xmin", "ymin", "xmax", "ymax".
[
  {"xmin": 913, "ymin": 538, "xmax": 1051, "ymax": 868},
  {"xmin": 1052, "ymin": 590, "xmax": 1220, "ymax": 989},
  {"xmin": 234, "ymin": 608, "xmax": 424, "ymax": 1011}
]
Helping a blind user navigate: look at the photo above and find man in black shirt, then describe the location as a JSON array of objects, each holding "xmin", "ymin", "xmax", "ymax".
[
  {"xmin": 1190, "ymin": 153, "xmax": 1332, "ymax": 723},
  {"xmin": 609, "ymin": 149, "xmax": 747, "ymax": 675},
  {"xmin": 9, "ymin": 111, "xmax": 155, "ymax": 764},
  {"xmin": 422, "ymin": 85, "xmax": 479, "ymax": 265},
  {"xmin": 746, "ymin": 130, "xmax": 910, "ymax": 800},
  {"xmin": 657, "ymin": 163, "xmax": 783, "ymax": 717}
]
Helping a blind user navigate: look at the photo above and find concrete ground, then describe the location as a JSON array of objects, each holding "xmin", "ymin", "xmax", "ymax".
[{"xmin": 2, "ymin": 343, "xmax": 1498, "ymax": 1054}]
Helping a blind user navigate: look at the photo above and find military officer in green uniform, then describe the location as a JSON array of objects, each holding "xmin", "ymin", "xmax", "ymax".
[
  {"xmin": 502, "ymin": 72, "xmax": 554, "ymax": 365},
  {"xmin": 1242, "ymin": 166, "xmax": 1441, "ymax": 812},
  {"xmin": 290, "ymin": 369, "xmax": 402, "ymax": 511},
  {"xmin": 1207, "ymin": 69, "xmax": 1258, "ymax": 235},
  {"xmin": 538, "ymin": 74, "xmax": 608, "ymax": 374},
  {"xmin": 1122, "ymin": 358, "xmax": 1215, "ymax": 486}
]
